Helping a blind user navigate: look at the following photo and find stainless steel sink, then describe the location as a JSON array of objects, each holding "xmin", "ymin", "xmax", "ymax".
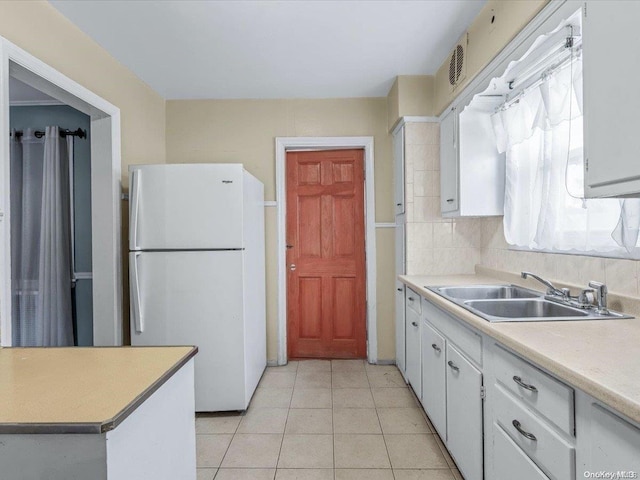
[
  {"xmin": 464, "ymin": 299, "xmax": 589, "ymax": 321},
  {"xmin": 436, "ymin": 285, "xmax": 540, "ymax": 300},
  {"xmin": 427, "ymin": 284, "xmax": 632, "ymax": 322}
]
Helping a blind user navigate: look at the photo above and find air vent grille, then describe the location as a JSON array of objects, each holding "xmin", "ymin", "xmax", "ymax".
[{"xmin": 447, "ymin": 34, "xmax": 467, "ymax": 91}]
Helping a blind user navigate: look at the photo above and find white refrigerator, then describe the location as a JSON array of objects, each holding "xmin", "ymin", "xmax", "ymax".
[{"xmin": 128, "ymin": 163, "xmax": 266, "ymax": 412}]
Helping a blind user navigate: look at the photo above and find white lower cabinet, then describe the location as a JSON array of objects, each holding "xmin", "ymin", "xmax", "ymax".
[
  {"xmin": 446, "ymin": 344, "xmax": 484, "ymax": 480},
  {"xmin": 575, "ymin": 393, "xmax": 640, "ymax": 477},
  {"xmin": 396, "ymin": 282, "xmax": 406, "ymax": 377},
  {"xmin": 405, "ymin": 289, "xmax": 422, "ymax": 397},
  {"xmin": 398, "ymin": 285, "xmax": 640, "ymax": 480},
  {"xmin": 419, "ymin": 299, "xmax": 484, "ymax": 480},
  {"xmin": 421, "ymin": 320, "xmax": 447, "ymax": 439},
  {"xmin": 487, "ymin": 343, "xmax": 576, "ymax": 480}
]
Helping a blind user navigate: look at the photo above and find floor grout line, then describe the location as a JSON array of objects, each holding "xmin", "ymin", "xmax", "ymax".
[{"xmin": 199, "ymin": 362, "xmax": 451, "ymax": 478}]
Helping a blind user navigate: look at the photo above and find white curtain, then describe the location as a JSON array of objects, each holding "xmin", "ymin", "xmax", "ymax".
[
  {"xmin": 492, "ymin": 54, "xmax": 640, "ymax": 256},
  {"xmin": 11, "ymin": 127, "xmax": 74, "ymax": 346}
]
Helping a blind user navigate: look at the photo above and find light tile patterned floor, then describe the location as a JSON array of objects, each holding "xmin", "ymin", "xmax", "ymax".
[{"xmin": 196, "ymin": 360, "xmax": 463, "ymax": 480}]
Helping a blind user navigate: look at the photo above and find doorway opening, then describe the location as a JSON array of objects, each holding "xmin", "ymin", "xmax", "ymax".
[
  {"xmin": 286, "ymin": 149, "xmax": 367, "ymax": 359},
  {"xmin": 0, "ymin": 39, "xmax": 122, "ymax": 347},
  {"xmin": 275, "ymin": 137, "xmax": 377, "ymax": 365},
  {"xmin": 8, "ymin": 77, "xmax": 92, "ymax": 346}
]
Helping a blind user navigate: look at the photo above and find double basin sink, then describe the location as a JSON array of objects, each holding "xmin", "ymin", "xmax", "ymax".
[{"xmin": 428, "ymin": 284, "xmax": 631, "ymax": 322}]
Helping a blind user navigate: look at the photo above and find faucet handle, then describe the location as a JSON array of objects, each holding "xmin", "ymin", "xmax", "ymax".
[
  {"xmin": 587, "ymin": 281, "xmax": 609, "ymax": 314},
  {"xmin": 588, "ymin": 281, "xmax": 607, "ymax": 294},
  {"xmin": 578, "ymin": 289, "xmax": 596, "ymax": 305}
]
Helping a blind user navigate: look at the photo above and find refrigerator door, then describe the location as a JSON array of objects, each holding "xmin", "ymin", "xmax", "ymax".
[
  {"xmin": 130, "ymin": 250, "xmax": 246, "ymax": 411},
  {"xmin": 130, "ymin": 164, "xmax": 244, "ymax": 251}
]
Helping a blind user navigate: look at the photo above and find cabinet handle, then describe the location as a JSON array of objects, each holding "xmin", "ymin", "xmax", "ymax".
[
  {"xmin": 411, "ymin": 321, "xmax": 418, "ymax": 327},
  {"xmin": 446, "ymin": 198, "xmax": 454, "ymax": 203},
  {"xmin": 447, "ymin": 360, "xmax": 459, "ymax": 372},
  {"xmin": 408, "ymin": 297, "xmax": 414, "ymax": 301},
  {"xmin": 512, "ymin": 420, "xmax": 537, "ymax": 441},
  {"xmin": 396, "ymin": 203, "xmax": 402, "ymax": 206},
  {"xmin": 397, "ymin": 288, "xmax": 403, "ymax": 292},
  {"xmin": 431, "ymin": 343, "xmax": 441, "ymax": 353},
  {"xmin": 513, "ymin": 376, "xmax": 538, "ymax": 393}
]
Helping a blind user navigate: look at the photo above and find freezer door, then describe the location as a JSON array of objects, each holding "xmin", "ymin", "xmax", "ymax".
[
  {"xmin": 130, "ymin": 250, "xmax": 247, "ymax": 411},
  {"xmin": 129, "ymin": 164, "xmax": 244, "ymax": 250}
]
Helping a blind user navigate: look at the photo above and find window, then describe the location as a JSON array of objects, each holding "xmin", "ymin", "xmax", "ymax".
[{"xmin": 490, "ymin": 25, "xmax": 640, "ymax": 259}]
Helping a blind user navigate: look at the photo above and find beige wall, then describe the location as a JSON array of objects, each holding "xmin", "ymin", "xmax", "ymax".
[
  {"xmin": 434, "ymin": 0, "xmax": 548, "ymax": 115},
  {"xmin": 387, "ymin": 76, "xmax": 435, "ymax": 131},
  {"xmin": 0, "ymin": 1, "xmax": 167, "ymax": 343},
  {"xmin": 387, "ymin": 79, "xmax": 400, "ymax": 132},
  {"xmin": 0, "ymin": 1, "xmax": 166, "ymax": 179},
  {"xmin": 166, "ymin": 98, "xmax": 396, "ymax": 362}
]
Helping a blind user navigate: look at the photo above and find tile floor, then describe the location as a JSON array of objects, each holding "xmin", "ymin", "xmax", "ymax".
[{"xmin": 195, "ymin": 360, "xmax": 463, "ymax": 480}]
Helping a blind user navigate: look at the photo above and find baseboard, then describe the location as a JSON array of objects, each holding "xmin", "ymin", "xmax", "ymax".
[{"xmin": 372, "ymin": 359, "xmax": 396, "ymax": 365}]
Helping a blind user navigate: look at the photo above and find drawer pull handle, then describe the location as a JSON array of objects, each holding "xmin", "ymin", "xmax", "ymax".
[
  {"xmin": 431, "ymin": 343, "xmax": 441, "ymax": 353},
  {"xmin": 397, "ymin": 288, "xmax": 403, "ymax": 292},
  {"xmin": 411, "ymin": 321, "xmax": 418, "ymax": 327},
  {"xmin": 408, "ymin": 297, "xmax": 415, "ymax": 301},
  {"xmin": 513, "ymin": 376, "xmax": 538, "ymax": 393},
  {"xmin": 512, "ymin": 420, "xmax": 537, "ymax": 441},
  {"xmin": 447, "ymin": 360, "xmax": 459, "ymax": 372}
]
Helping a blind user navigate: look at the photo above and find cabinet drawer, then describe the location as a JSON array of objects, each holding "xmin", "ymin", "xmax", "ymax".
[
  {"xmin": 493, "ymin": 423, "xmax": 550, "ymax": 480},
  {"xmin": 494, "ymin": 385, "xmax": 575, "ymax": 480},
  {"xmin": 493, "ymin": 345, "xmax": 574, "ymax": 436},
  {"xmin": 406, "ymin": 288, "xmax": 421, "ymax": 315},
  {"xmin": 423, "ymin": 299, "xmax": 482, "ymax": 365}
]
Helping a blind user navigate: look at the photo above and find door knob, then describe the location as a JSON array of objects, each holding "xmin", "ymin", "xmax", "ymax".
[{"xmin": 289, "ymin": 264, "xmax": 296, "ymax": 271}]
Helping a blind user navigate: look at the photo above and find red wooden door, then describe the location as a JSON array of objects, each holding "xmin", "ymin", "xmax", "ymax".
[{"xmin": 286, "ymin": 149, "xmax": 367, "ymax": 359}]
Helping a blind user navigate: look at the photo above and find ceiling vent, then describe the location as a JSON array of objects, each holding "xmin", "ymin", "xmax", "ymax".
[{"xmin": 448, "ymin": 33, "xmax": 468, "ymax": 92}]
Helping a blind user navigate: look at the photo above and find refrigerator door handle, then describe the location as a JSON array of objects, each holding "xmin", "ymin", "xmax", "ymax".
[
  {"xmin": 129, "ymin": 169, "xmax": 141, "ymax": 250},
  {"xmin": 131, "ymin": 252, "xmax": 144, "ymax": 333}
]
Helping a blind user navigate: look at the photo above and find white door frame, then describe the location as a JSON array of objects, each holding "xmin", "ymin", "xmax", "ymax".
[
  {"xmin": 275, "ymin": 137, "xmax": 377, "ymax": 365},
  {"xmin": 0, "ymin": 37, "xmax": 123, "ymax": 346}
]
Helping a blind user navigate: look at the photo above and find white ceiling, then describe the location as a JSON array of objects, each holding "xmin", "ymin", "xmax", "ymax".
[{"xmin": 50, "ymin": 0, "xmax": 485, "ymax": 100}]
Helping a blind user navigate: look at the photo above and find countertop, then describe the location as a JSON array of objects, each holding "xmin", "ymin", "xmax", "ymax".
[
  {"xmin": 0, "ymin": 346, "xmax": 198, "ymax": 434},
  {"xmin": 400, "ymin": 268, "xmax": 640, "ymax": 425}
]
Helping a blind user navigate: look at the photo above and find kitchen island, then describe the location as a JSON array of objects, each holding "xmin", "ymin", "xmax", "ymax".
[{"xmin": 0, "ymin": 346, "xmax": 198, "ymax": 480}]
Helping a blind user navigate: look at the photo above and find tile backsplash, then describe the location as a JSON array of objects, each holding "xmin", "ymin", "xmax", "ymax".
[
  {"xmin": 479, "ymin": 216, "xmax": 640, "ymax": 298},
  {"xmin": 404, "ymin": 122, "xmax": 482, "ymax": 276},
  {"xmin": 404, "ymin": 121, "xmax": 640, "ymax": 299}
]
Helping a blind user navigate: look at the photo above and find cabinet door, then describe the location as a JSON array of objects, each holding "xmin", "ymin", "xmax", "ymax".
[
  {"xmin": 421, "ymin": 320, "xmax": 447, "ymax": 439},
  {"xmin": 579, "ymin": 402, "xmax": 640, "ymax": 476},
  {"xmin": 446, "ymin": 344, "xmax": 483, "ymax": 480},
  {"xmin": 393, "ymin": 125, "xmax": 406, "ymax": 214},
  {"xmin": 396, "ymin": 282, "xmax": 406, "ymax": 375},
  {"xmin": 440, "ymin": 107, "xmax": 459, "ymax": 213},
  {"xmin": 405, "ymin": 304, "xmax": 421, "ymax": 398},
  {"xmin": 583, "ymin": 1, "xmax": 640, "ymax": 198}
]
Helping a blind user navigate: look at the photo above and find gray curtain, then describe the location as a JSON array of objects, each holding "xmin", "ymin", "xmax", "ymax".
[{"xmin": 11, "ymin": 126, "xmax": 73, "ymax": 346}]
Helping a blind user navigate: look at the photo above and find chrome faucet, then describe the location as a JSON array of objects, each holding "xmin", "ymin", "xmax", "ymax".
[
  {"xmin": 521, "ymin": 271, "xmax": 565, "ymax": 297},
  {"xmin": 588, "ymin": 281, "xmax": 609, "ymax": 314}
]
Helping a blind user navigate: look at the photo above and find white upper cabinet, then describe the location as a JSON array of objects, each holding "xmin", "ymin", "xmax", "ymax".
[
  {"xmin": 582, "ymin": 0, "xmax": 640, "ymax": 198},
  {"xmin": 393, "ymin": 125, "xmax": 406, "ymax": 215},
  {"xmin": 439, "ymin": 97, "xmax": 505, "ymax": 217},
  {"xmin": 440, "ymin": 107, "xmax": 459, "ymax": 214}
]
